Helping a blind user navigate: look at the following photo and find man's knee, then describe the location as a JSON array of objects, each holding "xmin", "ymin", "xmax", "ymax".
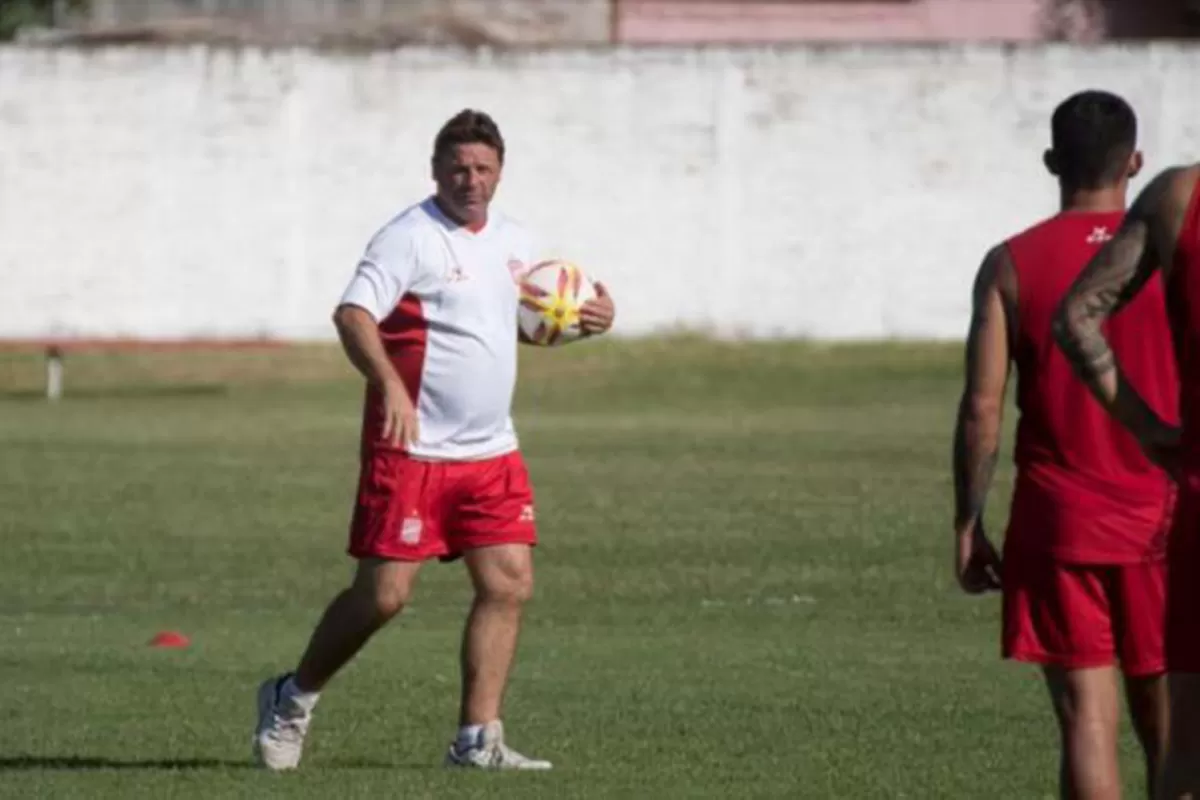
[
  {"xmin": 480, "ymin": 567, "xmax": 534, "ymax": 605},
  {"xmin": 353, "ymin": 558, "xmax": 419, "ymax": 619},
  {"xmin": 1046, "ymin": 666, "xmax": 1121, "ymax": 732},
  {"xmin": 373, "ymin": 582, "xmax": 411, "ymax": 618},
  {"xmin": 470, "ymin": 546, "xmax": 535, "ymax": 606},
  {"xmin": 1125, "ymin": 674, "xmax": 1169, "ymax": 739}
]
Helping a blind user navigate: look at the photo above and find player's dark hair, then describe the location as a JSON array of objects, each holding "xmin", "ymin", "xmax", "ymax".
[
  {"xmin": 432, "ymin": 109, "xmax": 506, "ymax": 165},
  {"xmin": 1050, "ymin": 90, "xmax": 1137, "ymax": 189}
]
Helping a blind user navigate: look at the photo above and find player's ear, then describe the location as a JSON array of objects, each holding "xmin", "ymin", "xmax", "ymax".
[
  {"xmin": 1128, "ymin": 150, "xmax": 1144, "ymax": 179},
  {"xmin": 1043, "ymin": 149, "xmax": 1060, "ymax": 178}
]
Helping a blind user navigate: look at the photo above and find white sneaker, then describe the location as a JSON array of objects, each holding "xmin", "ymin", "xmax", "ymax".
[
  {"xmin": 444, "ymin": 720, "xmax": 552, "ymax": 771},
  {"xmin": 253, "ymin": 673, "xmax": 311, "ymax": 771}
]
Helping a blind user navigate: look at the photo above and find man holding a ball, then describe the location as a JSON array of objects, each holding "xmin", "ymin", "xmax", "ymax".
[{"xmin": 252, "ymin": 109, "xmax": 615, "ymax": 772}]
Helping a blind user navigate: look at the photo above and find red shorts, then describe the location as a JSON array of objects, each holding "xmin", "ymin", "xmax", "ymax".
[
  {"xmin": 347, "ymin": 450, "xmax": 537, "ymax": 562},
  {"xmin": 1168, "ymin": 488, "xmax": 1200, "ymax": 672},
  {"xmin": 1002, "ymin": 554, "xmax": 1166, "ymax": 677}
]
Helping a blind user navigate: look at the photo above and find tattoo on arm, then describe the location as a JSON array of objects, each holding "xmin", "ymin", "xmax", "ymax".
[
  {"xmin": 954, "ymin": 430, "xmax": 999, "ymax": 531},
  {"xmin": 1053, "ymin": 167, "xmax": 1194, "ymax": 399},
  {"xmin": 1054, "ymin": 220, "xmax": 1152, "ymax": 387},
  {"xmin": 952, "ymin": 245, "xmax": 1014, "ymax": 532},
  {"xmin": 1053, "ymin": 166, "xmax": 1192, "ymax": 452}
]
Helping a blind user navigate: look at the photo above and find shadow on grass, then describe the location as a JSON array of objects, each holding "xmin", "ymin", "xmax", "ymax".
[
  {"xmin": 0, "ymin": 756, "xmax": 252, "ymax": 771},
  {"xmin": 0, "ymin": 755, "xmax": 415, "ymax": 771},
  {"xmin": 0, "ymin": 384, "xmax": 230, "ymax": 402}
]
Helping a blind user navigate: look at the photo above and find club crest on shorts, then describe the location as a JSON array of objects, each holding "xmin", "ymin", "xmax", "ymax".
[
  {"xmin": 401, "ymin": 515, "xmax": 423, "ymax": 544},
  {"xmin": 519, "ymin": 504, "xmax": 535, "ymax": 523}
]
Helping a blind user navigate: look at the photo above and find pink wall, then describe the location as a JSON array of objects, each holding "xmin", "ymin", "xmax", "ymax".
[{"xmin": 614, "ymin": 0, "xmax": 1096, "ymax": 43}]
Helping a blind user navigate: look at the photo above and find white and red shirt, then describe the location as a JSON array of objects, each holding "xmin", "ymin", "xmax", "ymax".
[{"xmin": 339, "ymin": 197, "xmax": 540, "ymax": 461}]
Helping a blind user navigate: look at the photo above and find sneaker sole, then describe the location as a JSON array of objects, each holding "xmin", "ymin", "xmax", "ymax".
[{"xmin": 443, "ymin": 750, "xmax": 552, "ymax": 771}]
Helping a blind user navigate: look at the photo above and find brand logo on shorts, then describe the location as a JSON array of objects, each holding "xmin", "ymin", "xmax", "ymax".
[
  {"xmin": 518, "ymin": 504, "xmax": 535, "ymax": 523},
  {"xmin": 401, "ymin": 516, "xmax": 423, "ymax": 544}
]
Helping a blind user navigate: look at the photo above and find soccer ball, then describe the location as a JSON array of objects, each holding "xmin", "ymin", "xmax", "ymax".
[{"xmin": 517, "ymin": 260, "xmax": 597, "ymax": 346}]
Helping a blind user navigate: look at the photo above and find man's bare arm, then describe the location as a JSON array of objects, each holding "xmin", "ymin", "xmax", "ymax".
[
  {"xmin": 952, "ymin": 245, "xmax": 1015, "ymax": 535},
  {"xmin": 1053, "ymin": 219, "xmax": 1154, "ymax": 393},
  {"xmin": 333, "ymin": 304, "xmax": 404, "ymax": 387},
  {"xmin": 1052, "ymin": 169, "xmax": 1187, "ymax": 455},
  {"xmin": 333, "ymin": 304, "xmax": 417, "ymax": 446}
]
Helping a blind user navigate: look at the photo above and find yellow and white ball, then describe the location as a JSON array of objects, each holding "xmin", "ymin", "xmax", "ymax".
[{"xmin": 517, "ymin": 260, "xmax": 597, "ymax": 346}]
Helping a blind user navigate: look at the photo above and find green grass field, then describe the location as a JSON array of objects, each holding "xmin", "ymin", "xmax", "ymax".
[{"xmin": 0, "ymin": 339, "xmax": 1150, "ymax": 798}]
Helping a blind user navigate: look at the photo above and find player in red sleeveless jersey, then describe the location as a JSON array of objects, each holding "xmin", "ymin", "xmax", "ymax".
[
  {"xmin": 1056, "ymin": 160, "xmax": 1200, "ymax": 798},
  {"xmin": 954, "ymin": 91, "xmax": 1178, "ymax": 799}
]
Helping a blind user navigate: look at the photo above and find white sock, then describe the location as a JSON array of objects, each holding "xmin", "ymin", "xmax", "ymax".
[
  {"xmin": 455, "ymin": 724, "xmax": 484, "ymax": 750},
  {"xmin": 280, "ymin": 675, "xmax": 320, "ymax": 714}
]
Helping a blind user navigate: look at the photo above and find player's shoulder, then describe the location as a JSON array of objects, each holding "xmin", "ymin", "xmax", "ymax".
[
  {"xmin": 1170, "ymin": 162, "xmax": 1200, "ymax": 184},
  {"xmin": 973, "ymin": 239, "xmax": 1016, "ymax": 291},
  {"xmin": 966, "ymin": 236, "xmax": 1019, "ymax": 315},
  {"xmin": 1151, "ymin": 163, "xmax": 1200, "ymax": 194},
  {"xmin": 363, "ymin": 198, "xmax": 442, "ymax": 255},
  {"xmin": 1159, "ymin": 164, "xmax": 1200, "ymax": 212},
  {"xmin": 1121, "ymin": 165, "xmax": 1200, "ymax": 226}
]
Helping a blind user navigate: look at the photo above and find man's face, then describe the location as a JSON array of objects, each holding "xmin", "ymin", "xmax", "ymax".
[{"xmin": 433, "ymin": 143, "xmax": 502, "ymax": 225}]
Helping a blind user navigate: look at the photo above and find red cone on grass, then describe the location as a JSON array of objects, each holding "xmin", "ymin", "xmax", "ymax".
[{"xmin": 149, "ymin": 631, "xmax": 190, "ymax": 648}]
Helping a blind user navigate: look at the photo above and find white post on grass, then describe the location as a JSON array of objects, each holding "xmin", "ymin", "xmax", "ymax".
[{"xmin": 45, "ymin": 347, "xmax": 64, "ymax": 401}]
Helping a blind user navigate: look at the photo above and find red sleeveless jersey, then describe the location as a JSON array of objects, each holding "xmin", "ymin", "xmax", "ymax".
[
  {"xmin": 1004, "ymin": 211, "xmax": 1178, "ymax": 563},
  {"xmin": 1167, "ymin": 178, "xmax": 1200, "ymax": 489}
]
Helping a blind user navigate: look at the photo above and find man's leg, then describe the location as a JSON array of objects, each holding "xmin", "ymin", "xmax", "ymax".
[
  {"xmin": 1159, "ymin": 673, "xmax": 1200, "ymax": 800},
  {"xmin": 294, "ymin": 557, "xmax": 423, "ymax": 692},
  {"xmin": 1161, "ymin": 496, "xmax": 1200, "ymax": 800},
  {"xmin": 1113, "ymin": 559, "xmax": 1169, "ymax": 799},
  {"xmin": 253, "ymin": 558, "xmax": 422, "ymax": 770},
  {"xmin": 1004, "ymin": 554, "xmax": 1124, "ymax": 798},
  {"xmin": 1125, "ymin": 673, "xmax": 1169, "ymax": 799},
  {"xmin": 1045, "ymin": 666, "xmax": 1123, "ymax": 800},
  {"xmin": 442, "ymin": 452, "xmax": 548, "ymax": 770},
  {"xmin": 444, "ymin": 541, "xmax": 549, "ymax": 769},
  {"xmin": 459, "ymin": 543, "xmax": 534, "ymax": 726}
]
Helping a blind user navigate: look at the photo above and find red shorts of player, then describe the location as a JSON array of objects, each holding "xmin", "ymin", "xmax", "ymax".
[
  {"xmin": 1167, "ymin": 488, "xmax": 1200, "ymax": 672},
  {"xmin": 1002, "ymin": 553, "xmax": 1166, "ymax": 677},
  {"xmin": 347, "ymin": 449, "xmax": 537, "ymax": 563}
]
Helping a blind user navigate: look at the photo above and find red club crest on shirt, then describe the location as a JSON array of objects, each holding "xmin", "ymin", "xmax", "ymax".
[{"xmin": 507, "ymin": 258, "xmax": 529, "ymax": 281}]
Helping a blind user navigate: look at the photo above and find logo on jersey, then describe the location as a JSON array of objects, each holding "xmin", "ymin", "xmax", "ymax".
[
  {"xmin": 401, "ymin": 515, "xmax": 423, "ymax": 544},
  {"xmin": 1087, "ymin": 227, "xmax": 1113, "ymax": 244},
  {"xmin": 508, "ymin": 257, "xmax": 531, "ymax": 282},
  {"xmin": 446, "ymin": 266, "xmax": 469, "ymax": 283}
]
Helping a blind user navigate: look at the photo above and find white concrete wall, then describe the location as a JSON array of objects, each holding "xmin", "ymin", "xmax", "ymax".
[{"xmin": 2, "ymin": 44, "xmax": 1199, "ymax": 341}]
